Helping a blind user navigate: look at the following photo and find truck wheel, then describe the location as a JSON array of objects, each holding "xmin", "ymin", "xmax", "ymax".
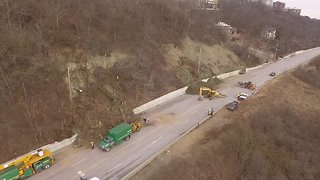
[
  {"xmin": 105, "ymin": 148, "xmax": 110, "ymax": 152},
  {"xmin": 125, "ymin": 136, "xmax": 130, "ymax": 141},
  {"xmin": 44, "ymin": 164, "xmax": 51, "ymax": 169}
]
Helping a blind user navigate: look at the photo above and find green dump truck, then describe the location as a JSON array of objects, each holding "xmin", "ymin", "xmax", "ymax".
[{"xmin": 99, "ymin": 123, "xmax": 132, "ymax": 152}]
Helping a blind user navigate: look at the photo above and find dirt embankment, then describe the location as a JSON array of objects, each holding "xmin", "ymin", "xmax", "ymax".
[
  {"xmin": 132, "ymin": 59, "xmax": 320, "ymax": 180},
  {"xmin": 0, "ymin": 0, "xmax": 249, "ymax": 163}
]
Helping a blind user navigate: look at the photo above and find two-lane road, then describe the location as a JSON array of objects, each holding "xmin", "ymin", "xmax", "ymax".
[{"xmin": 30, "ymin": 48, "xmax": 320, "ymax": 180}]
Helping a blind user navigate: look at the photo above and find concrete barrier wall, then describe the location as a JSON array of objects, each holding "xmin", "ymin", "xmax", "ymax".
[
  {"xmin": 133, "ymin": 87, "xmax": 188, "ymax": 114},
  {"xmin": 1, "ymin": 134, "xmax": 77, "ymax": 167},
  {"xmin": 246, "ymin": 64, "xmax": 263, "ymax": 72},
  {"xmin": 201, "ymin": 70, "xmax": 240, "ymax": 82},
  {"xmin": 42, "ymin": 134, "xmax": 78, "ymax": 153},
  {"xmin": 216, "ymin": 70, "xmax": 240, "ymax": 79},
  {"xmin": 284, "ymin": 50, "xmax": 305, "ymax": 58}
]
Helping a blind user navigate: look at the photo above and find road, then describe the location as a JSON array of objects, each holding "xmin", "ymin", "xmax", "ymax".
[{"xmin": 30, "ymin": 48, "xmax": 320, "ymax": 180}]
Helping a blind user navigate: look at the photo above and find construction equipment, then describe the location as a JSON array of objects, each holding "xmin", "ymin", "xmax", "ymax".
[
  {"xmin": 199, "ymin": 87, "xmax": 226, "ymax": 100},
  {"xmin": 131, "ymin": 122, "xmax": 142, "ymax": 132},
  {"xmin": 99, "ymin": 123, "xmax": 132, "ymax": 152},
  {"xmin": 237, "ymin": 81, "xmax": 256, "ymax": 90},
  {"xmin": 239, "ymin": 68, "xmax": 246, "ymax": 74},
  {"xmin": 0, "ymin": 149, "xmax": 53, "ymax": 179}
]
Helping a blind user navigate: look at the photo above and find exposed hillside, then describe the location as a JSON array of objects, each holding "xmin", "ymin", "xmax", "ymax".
[
  {"xmin": 0, "ymin": 0, "xmax": 319, "ymax": 163},
  {"xmin": 132, "ymin": 58, "xmax": 320, "ymax": 180},
  {"xmin": 0, "ymin": 0, "xmax": 247, "ymax": 163}
]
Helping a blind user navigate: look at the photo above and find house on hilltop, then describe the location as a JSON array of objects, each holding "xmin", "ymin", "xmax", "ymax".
[
  {"xmin": 261, "ymin": 27, "xmax": 277, "ymax": 39},
  {"xmin": 198, "ymin": 0, "xmax": 219, "ymax": 10},
  {"xmin": 273, "ymin": 1, "xmax": 286, "ymax": 11}
]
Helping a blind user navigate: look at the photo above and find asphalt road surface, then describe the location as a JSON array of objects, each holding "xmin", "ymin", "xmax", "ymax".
[{"xmin": 30, "ymin": 48, "xmax": 320, "ymax": 180}]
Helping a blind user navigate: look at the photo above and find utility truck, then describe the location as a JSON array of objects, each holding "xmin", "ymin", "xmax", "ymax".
[{"xmin": 0, "ymin": 149, "xmax": 53, "ymax": 179}]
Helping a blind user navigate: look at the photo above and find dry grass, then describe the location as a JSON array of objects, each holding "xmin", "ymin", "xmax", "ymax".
[
  {"xmin": 0, "ymin": 0, "xmax": 226, "ymax": 163},
  {"xmin": 132, "ymin": 60, "xmax": 320, "ymax": 180}
]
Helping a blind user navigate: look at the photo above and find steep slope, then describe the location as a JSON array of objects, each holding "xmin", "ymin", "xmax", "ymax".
[
  {"xmin": 0, "ymin": 0, "xmax": 248, "ymax": 163},
  {"xmin": 1, "ymin": 0, "xmax": 320, "ymax": 164}
]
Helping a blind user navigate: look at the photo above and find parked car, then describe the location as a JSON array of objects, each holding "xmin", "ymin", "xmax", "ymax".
[
  {"xmin": 270, "ymin": 72, "xmax": 276, "ymax": 76},
  {"xmin": 238, "ymin": 93, "xmax": 249, "ymax": 101},
  {"xmin": 226, "ymin": 101, "xmax": 239, "ymax": 111}
]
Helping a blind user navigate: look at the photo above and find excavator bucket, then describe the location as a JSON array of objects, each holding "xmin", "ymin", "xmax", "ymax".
[
  {"xmin": 131, "ymin": 122, "xmax": 142, "ymax": 132},
  {"xmin": 239, "ymin": 68, "xmax": 246, "ymax": 74}
]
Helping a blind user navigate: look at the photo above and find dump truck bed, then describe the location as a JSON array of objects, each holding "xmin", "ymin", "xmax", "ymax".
[{"xmin": 107, "ymin": 123, "xmax": 132, "ymax": 142}]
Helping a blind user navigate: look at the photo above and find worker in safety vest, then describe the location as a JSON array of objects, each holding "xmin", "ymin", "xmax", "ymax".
[
  {"xmin": 90, "ymin": 141, "xmax": 94, "ymax": 150},
  {"xmin": 208, "ymin": 108, "xmax": 214, "ymax": 116}
]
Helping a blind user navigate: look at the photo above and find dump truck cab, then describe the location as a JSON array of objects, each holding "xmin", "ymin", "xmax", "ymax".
[{"xmin": 99, "ymin": 137, "xmax": 115, "ymax": 152}]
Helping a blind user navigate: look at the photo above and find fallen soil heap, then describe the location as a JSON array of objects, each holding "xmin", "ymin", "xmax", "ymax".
[{"xmin": 186, "ymin": 77, "xmax": 223, "ymax": 94}]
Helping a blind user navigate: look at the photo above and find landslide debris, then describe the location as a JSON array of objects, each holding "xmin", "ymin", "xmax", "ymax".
[{"xmin": 186, "ymin": 77, "xmax": 223, "ymax": 94}]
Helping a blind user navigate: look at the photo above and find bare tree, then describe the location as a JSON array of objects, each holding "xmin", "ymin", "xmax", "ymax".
[
  {"xmin": 4, "ymin": 0, "xmax": 12, "ymax": 33},
  {"xmin": 48, "ymin": 0, "xmax": 65, "ymax": 29}
]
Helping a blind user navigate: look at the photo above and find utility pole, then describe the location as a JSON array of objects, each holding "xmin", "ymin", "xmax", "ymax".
[
  {"xmin": 289, "ymin": 36, "xmax": 295, "ymax": 53},
  {"xmin": 197, "ymin": 47, "xmax": 202, "ymax": 80},
  {"xmin": 274, "ymin": 40, "xmax": 280, "ymax": 60},
  {"xmin": 67, "ymin": 67, "xmax": 73, "ymax": 107}
]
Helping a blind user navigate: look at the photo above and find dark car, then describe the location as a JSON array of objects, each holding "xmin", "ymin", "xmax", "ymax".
[
  {"xmin": 227, "ymin": 101, "xmax": 239, "ymax": 111},
  {"xmin": 270, "ymin": 72, "xmax": 276, "ymax": 76}
]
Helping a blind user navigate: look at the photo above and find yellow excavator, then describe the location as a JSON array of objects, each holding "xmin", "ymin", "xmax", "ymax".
[
  {"xmin": 239, "ymin": 68, "xmax": 246, "ymax": 74},
  {"xmin": 131, "ymin": 122, "xmax": 142, "ymax": 132},
  {"xmin": 199, "ymin": 87, "xmax": 225, "ymax": 100}
]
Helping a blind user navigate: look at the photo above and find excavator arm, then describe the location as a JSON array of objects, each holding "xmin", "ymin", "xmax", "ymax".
[{"xmin": 0, "ymin": 154, "xmax": 33, "ymax": 171}]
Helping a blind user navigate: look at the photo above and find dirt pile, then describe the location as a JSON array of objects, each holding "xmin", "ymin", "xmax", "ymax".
[
  {"xmin": 186, "ymin": 77, "xmax": 223, "ymax": 94},
  {"xmin": 132, "ymin": 58, "xmax": 320, "ymax": 180}
]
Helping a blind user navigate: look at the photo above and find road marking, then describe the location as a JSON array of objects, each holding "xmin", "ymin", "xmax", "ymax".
[
  {"xmin": 151, "ymin": 136, "xmax": 163, "ymax": 145},
  {"xmin": 107, "ymin": 163, "xmax": 122, "ymax": 173},
  {"xmin": 72, "ymin": 158, "xmax": 87, "ymax": 167}
]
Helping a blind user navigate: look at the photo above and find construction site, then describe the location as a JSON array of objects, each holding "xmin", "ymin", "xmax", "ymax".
[
  {"xmin": 1, "ymin": 0, "xmax": 320, "ymax": 179},
  {"xmin": 133, "ymin": 58, "xmax": 320, "ymax": 180}
]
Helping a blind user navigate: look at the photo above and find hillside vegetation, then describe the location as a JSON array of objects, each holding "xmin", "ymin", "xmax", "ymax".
[
  {"xmin": 0, "ymin": 0, "xmax": 240, "ymax": 163},
  {"xmin": 133, "ymin": 57, "xmax": 320, "ymax": 180},
  {"xmin": 220, "ymin": 0, "xmax": 320, "ymax": 56},
  {"xmin": 0, "ymin": 0, "xmax": 320, "ymax": 163}
]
